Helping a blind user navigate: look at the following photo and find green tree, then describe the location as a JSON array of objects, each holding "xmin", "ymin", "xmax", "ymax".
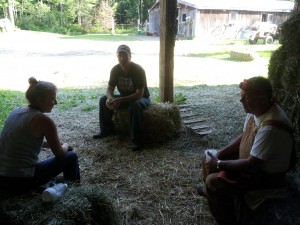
[
  {"xmin": 114, "ymin": 0, "xmax": 155, "ymax": 25},
  {"xmin": 0, "ymin": 0, "xmax": 8, "ymax": 18},
  {"xmin": 1, "ymin": 0, "xmax": 156, "ymax": 34},
  {"xmin": 93, "ymin": 0, "xmax": 114, "ymax": 32}
]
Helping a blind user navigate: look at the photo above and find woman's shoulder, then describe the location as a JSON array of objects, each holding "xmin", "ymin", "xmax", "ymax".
[{"xmin": 31, "ymin": 113, "xmax": 55, "ymax": 127}]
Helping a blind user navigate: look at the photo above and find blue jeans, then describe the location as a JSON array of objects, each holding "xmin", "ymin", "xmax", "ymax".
[
  {"xmin": 32, "ymin": 151, "xmax": 80, "ymax": 186},
  {"xmin": 0, "ymin": 151, "xmax": 80, "ymax": 194},
  {"xmin": 99, "ymin": 95, "xmax": 150, "ymax": 141}
]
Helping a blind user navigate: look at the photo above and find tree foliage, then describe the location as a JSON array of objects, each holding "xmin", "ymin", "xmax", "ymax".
[{"xmin": 0, "ymin": 0, "xmax": 156, "ymax": 34}]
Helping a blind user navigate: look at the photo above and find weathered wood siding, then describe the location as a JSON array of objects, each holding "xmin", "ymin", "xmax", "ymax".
[
  {"xmin": 197, "ymin": 10, "xmax": 291, "ymax": 38},
  {"xmin": 148, "ymin": 5, "xmax": 160, "ymax": 34},
  {"xmin": 177, "ymin": 4, "xmax": 197, "ymax": 38},
  {"xmin": 148, "ymin": 2, "xmax": 292, "ymax": 39}
]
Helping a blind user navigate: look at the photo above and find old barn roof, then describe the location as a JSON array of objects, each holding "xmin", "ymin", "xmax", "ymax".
[{"xmin": 150, "ymin": 0, "xmax": 294, "ymax": 13}]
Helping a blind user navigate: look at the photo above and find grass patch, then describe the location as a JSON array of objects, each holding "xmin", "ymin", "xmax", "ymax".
[
  {"xmin": 187, "ymin": 48, "xmax": 277, "ymax": 60},
  {"xmin": 188, "ymin": 51, "xmax": 231, "ymax": 60},
  {"xmin": 81, "ymin": 105, "xmax": 97, "ymax": 112},
  {"xmin": 0, "ymin": 87, "xmax": 105, "ymax": 128},
  {"xmin": 0, "ymin": 90, "xmax": 26, "ymax": 128},
  {"xmin": 62, "ymin": 34, "xmax": 138, "ymax": 41},
  {"xmin": 57, "ymin": 88, "xmax": 104, "ymax": 111},
  {"xmin": 256, "ymin": 50, "xmax": 275, "ymax": 59}
]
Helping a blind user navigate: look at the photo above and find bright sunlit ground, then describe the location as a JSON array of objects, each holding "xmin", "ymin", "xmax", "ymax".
[{"xmin": 0, "ymin": 30, "xmax": 278, "ymax": 92}]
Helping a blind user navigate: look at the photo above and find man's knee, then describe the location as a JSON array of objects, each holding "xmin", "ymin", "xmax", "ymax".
[
  {"xmin": 129, "ymin": 101, "xmax": 145, "ymax": 113},
  {"xmin": 205, "ymin": 173, "xmax": 220, "ymax": 192},
  {"xmin": 100, "ymin": 96, "xmax": 107, "ymax": 105},
  {"xmin": 65, "ymin": 151, "xmax": 79, "ymax": 163}
]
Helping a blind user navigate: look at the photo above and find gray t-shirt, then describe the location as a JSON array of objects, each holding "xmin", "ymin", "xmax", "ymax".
[{"xmin": 0, "ymin": 107, "xmax": 43, "ymax": 177}]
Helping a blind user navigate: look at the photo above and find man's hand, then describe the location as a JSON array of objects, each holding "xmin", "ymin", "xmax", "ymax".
[
  {"xmin": 111, "ymin": 97, "xmax": 122, "ymax": 108},
  {"xmin": 106, "ymin": 97, "xmax": 117, "ymax": 110},
  {"xmin": 206, "ymin": 151, "xmax": 219, "ymax": 171}
]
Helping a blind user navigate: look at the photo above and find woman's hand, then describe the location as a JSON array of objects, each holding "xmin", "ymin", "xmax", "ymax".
[{"xmin": 61, "ymin": 143, "xmax": 73, "ymax": 152}]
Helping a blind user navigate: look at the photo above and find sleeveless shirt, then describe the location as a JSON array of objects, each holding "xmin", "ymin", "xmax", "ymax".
[{"xmin": 0, "ymin": 107, "xmax": 43, "ymax": 177}]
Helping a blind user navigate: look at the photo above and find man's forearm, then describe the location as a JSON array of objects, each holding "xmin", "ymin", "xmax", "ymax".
[
  {"xmin": 118, "ymin": 93, "xmax": 140, "ymax": 104},
  {"xmin": 217, "ymin": 134, "xmax": 243, "ymax": 159},
  {"xmin": 106, "ymin": 87, "xmax": 114, "ymax": 98},
  {"xmin": 118, "ymin": 89, "xmax": 144, "ymax": 104}
]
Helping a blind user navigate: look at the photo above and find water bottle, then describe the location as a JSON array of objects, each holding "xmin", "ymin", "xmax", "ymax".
[
  {"xmin": 42, "ymin": 183, "xmax": 68, "ymax": 202},
  {"xmin": 205, "ymin": 149, "xmax": 217, "ymax": 161}
]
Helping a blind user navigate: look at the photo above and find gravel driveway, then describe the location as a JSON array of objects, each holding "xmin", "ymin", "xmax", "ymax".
[{"xmin": 0, "ymin": 30, "xmax": 269, "ymax": 91}]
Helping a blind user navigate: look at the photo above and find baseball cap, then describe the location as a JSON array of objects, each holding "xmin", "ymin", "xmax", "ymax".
[{"xmin": 117, "ymin": 45, "xmax": 131, "ymax": 56}]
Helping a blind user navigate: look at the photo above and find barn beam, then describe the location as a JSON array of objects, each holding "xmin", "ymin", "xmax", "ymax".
[{"xmin": 159, "ymin": 0, "xmax": 177, "ymax": 103}]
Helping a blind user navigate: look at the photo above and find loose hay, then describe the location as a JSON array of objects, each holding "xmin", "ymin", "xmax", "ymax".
[
  {"xmin": 238, "ymin": 173, "xmax": 300, "ymax": 225},
  {"xmin": 2, "ymin": 83, "xmax": 299, "ymax": 224},
  {"xmin": 0, "ymin": 185, "xmax": 120, "ymax": 225}
]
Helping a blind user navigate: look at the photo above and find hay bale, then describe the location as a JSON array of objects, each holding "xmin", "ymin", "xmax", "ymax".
[
  {"xmin": 280, "ymin": 11, "xmax": 300, "ymax": 49},
  {"xmin": 268, "ymin": 11, "xmax": 300, "ymax": 169},
  {"xmin": 268, "ymin": 46, "xmax": 288, "ymax": 89},
  {"xmin": 237, "ymin": 173, "xmax": 300, "ymax": 225},
  {"xmin": 112, "ymin": 102, "xmax": 182, "ymax": 143},
  {"xmin": 230, "ymin": 50, "xmax": 257, "ymax": 62},
  {"xmin": 0, "ymin": 185, "xmax": 120, "ymax": 225},
  {"xmin": 112, "ymin": 108, "xmax": 131, "ymax": 135}
]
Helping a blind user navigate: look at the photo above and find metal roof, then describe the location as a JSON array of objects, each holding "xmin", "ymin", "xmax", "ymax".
[{"xmin": 150, "ymin": 0, "xmax": 294, "ymax": 13}]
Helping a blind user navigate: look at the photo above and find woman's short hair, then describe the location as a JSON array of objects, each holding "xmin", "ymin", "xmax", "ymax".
[{"xmin": 25, "ymin": 77, "xmax": 57, "ymax": 105}]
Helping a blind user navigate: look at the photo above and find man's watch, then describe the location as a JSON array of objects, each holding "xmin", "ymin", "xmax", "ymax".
[{"xmin": 217, "ymin": 160, "xmax": 221, "ymax": 170}]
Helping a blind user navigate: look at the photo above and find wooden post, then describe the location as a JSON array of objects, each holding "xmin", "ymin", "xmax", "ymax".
[
  {"xmin": 159, "ymin": 0, "xmax": 177, "ymax": 103},
  {"xmin": 294, "ymin": 2, "xmax": 300, "ymax": 10}
]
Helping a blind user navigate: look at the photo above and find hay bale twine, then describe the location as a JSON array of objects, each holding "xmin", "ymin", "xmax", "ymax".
[
  {"xmin": 0, "ymin": 185, "xmax": 120, "ymax": 225},
  {"xmin": 230, "ymin": 50, "xmax": 257, "ymax": 61},
  {"xmin": 112, "ymin": 102, "xmax": 182, "ymax": 143}
]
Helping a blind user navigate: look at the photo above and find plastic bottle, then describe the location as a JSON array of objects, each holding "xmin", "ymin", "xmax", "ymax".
[
  {"xmin": 42, "ymin": 183, "xmax": 68, "ymax": 202},
  {"xmin": 205, "ymin": 149, "xmax": 217, "ymax": 161}
]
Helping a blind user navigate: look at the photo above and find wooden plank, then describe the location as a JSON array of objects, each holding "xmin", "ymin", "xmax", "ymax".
[
  {"xmin": 190, "ymin": 125, "xmax": 210, "ymax": 130},
  {"xmin": 179, "ymin": 108, "xmax": 189, "ymax": 112},
  {"xmin": 180, "ymin": 113, "xmax": 198, "ymax": 118},
  {"xmin": 178, "ymin": 103, "xmax": 193, "ymax": 108},
  {"xmin": 196, "ymin": 130, "xmax": 213, "ymax": 135},
  {"xmin": 183, "ymin": 118, "xmax": 206, "ymax": 124}
]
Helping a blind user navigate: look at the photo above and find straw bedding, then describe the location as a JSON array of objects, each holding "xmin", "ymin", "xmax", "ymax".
[
  {"xmin": 0, "ymin": 85, "xmax": 243, "ymax": 225},
  {"xmin": 1, "ymin": 83, "xmax": 299, "ymax": 224}
]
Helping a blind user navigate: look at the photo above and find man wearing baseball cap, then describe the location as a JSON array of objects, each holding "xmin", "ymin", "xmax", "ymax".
[{"xmin": 93, "ymin": 44, "xmax": 150, "ymax": 151}]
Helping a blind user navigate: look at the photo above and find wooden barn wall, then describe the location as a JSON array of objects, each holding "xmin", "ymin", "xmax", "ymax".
[
  {"xmin": 148, "ymin": 4, "xmax": 291, "ymax": 38},
  {"xmin": 177, "ymin": 4, "xmax": 197, "ymax": 38},
  {"xmin": 148, "ymin": 6, "xmax": 160, "ymax": 34},
  {"xmin": 197, "ymin": 10, "xmax": 291, "ymax": 38}
]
